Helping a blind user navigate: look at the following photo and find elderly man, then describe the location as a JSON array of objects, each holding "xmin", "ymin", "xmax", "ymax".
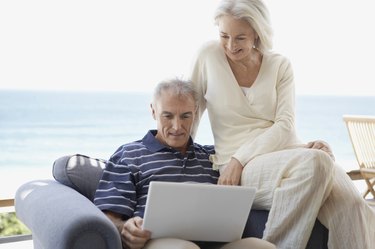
[{"xmin": 93, "ymin": 78, "xmax": 275, "ymax": 249}]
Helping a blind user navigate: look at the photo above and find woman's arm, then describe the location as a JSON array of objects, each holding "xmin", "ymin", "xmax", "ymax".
[{"xmin": 188, "ymin": 45, "xmax": 209, "ymax": 139}]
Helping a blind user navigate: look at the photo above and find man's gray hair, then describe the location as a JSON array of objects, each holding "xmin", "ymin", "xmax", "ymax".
[{"xmin": 153, "ymin": 78, "xmax": 198, "ymax": 107}]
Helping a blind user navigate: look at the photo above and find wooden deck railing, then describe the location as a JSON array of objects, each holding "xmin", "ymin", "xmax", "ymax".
[{"xmin": 0, "ymin": 198, "xmax": 15, "ymax": 208}]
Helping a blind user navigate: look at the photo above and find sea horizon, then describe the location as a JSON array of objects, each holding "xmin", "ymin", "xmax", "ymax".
[{"xmin": 1, "ymin": 90, "xmax": 375, "ymax": 197}]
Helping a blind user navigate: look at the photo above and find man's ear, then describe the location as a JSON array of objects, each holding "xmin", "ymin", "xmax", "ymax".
[{"xmin": 150, "ymin": 103, "xmax": 156, "ymax": 120}]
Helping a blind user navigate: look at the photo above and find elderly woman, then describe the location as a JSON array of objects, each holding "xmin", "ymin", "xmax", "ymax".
[{"xmin": 189, "ymin": 0, "xmax": 375, "ymax": 248}]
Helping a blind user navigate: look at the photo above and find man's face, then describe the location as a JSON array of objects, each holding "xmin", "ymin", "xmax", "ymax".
[{"xmin": 151, "ymin": 89, "xmax": 196, "ymax": 154}]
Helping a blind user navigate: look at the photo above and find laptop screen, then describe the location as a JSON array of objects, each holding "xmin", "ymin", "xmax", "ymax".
[{"xmin": 142, "ymin": 181, "xmax": 256, "ymax": 242}]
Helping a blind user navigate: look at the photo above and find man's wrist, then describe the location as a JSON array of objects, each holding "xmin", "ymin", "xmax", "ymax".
[{"xmin": 104, "ymin": 211, "xmax": 127, "ymax": 234}]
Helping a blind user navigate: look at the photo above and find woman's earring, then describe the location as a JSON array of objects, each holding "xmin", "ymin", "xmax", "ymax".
[{"xmin": 253, "ymin": 38, "xmax": 258, "ymax": 48}]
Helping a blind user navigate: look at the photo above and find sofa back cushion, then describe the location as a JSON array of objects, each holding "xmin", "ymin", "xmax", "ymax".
[{"xmin": 53, "ymin": 154, "xmax": 106, "ymax": 201}]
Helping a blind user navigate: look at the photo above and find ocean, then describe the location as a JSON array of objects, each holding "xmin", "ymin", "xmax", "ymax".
[{"xmin": 1, "ymin": 90, "xmax": 375, "ymax": 197}]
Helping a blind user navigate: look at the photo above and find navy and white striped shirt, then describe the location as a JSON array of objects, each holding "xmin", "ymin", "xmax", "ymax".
[{"xmin": 94, "ymin": 130, "xmax": 219, "ymax": 219}]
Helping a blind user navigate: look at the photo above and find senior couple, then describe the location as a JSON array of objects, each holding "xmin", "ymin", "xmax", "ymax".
[{"xmin": 94, "ymin": 0, "xmax": 375, "ymax": 248}]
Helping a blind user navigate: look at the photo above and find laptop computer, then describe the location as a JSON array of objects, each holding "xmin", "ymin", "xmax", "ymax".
[{"xmin": 142, "ymin": 181, "xmax": 256, "ymax": 242}]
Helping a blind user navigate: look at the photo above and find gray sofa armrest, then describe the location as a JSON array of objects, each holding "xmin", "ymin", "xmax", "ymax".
[{"xmin": 15, "ymin": 179, "xmax": 122, "ymax": 249}]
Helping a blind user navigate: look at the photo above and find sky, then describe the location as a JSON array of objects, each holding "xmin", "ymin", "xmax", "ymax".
[{"xmin": 0, "ymin": 0, "xmax": 375, "ymax": 95}]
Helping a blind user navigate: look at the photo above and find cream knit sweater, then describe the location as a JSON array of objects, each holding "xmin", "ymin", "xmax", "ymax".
[{"xmin": 189, "ymin": 41, "xmax": 300, "ymax": 169}]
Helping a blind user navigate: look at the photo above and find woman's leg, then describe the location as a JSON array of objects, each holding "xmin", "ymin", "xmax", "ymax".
[
  {"xmin": 220, "ymin": 238, "xmax": 276, "ymax": 249},
  {"xmin": 143, "ymin": 238, "xmax": 200, "ymax": 249},
  {"xmin": 241, "ymin": 148, "xmax": 335, "ymax": 249},
  {"xmin": 318, "ymin": 164, "xmax": 375, "ymax": 249}
]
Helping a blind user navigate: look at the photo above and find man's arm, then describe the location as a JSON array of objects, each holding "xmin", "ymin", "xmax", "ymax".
[{"xmin": 104, "ymin": 211, "xmax": 151, "ymax": 249}]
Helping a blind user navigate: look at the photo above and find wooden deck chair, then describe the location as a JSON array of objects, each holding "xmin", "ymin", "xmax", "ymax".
[{"xmin": 343, "ymin": 115, "xmax": 375, "ymax": 199}]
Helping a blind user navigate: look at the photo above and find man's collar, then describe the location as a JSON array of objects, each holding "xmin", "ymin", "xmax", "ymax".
[
  {"xmin": 142, "ymin": 130, "xmax": 165, "ymax": 152},
  {"xmin": 142, "ymin": 130, "xmax": 194, "ymax": 153}
]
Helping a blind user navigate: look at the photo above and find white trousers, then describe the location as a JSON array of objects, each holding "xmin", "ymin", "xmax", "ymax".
[
  {"xmin": 143, "ymin": 237, "xmax": 276, "ymax": 249},
  {"xmin": 241, "ymin": 148, "xmax": 375, "ymax": 249}
]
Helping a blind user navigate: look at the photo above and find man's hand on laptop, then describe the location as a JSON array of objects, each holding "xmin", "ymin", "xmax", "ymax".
[
  {"xmin": 104, "ymin": 211, "xmax": 151, "ymax": 249},
  {"xmin": 123, "ymin": 217, "xmax": 151, "ymax": 249}
]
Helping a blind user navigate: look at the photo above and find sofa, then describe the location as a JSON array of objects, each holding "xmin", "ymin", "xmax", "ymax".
[{"xmin": 15, "ymin": 154, "xmax": 328, "ymax": 249}]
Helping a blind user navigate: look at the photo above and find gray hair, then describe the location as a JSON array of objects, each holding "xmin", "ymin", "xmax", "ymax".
[
  {"xmin": 153, "ymin": 78, "xmax": 198, "ymax": 107},
  {"xmin": 214, "ymin": 0, "xmax": 273, "ymax": 53}
]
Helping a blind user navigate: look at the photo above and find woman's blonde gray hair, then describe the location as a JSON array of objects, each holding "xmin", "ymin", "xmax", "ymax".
[{"xmin": 214, "ymin": 0, "xmax": 273, "ymax": 53}]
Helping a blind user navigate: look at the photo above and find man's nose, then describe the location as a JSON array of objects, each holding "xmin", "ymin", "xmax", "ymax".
[{"xmin": 172, "ymin": 118, "xmax": 182, "ymax": 130}]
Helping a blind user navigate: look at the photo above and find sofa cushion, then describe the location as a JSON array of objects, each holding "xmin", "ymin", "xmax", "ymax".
[{"xmin": 52, "ymin": 154, "xmax": 106, "ymax": 201}]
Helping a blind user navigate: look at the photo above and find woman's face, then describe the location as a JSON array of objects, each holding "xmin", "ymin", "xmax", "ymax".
[{"xmin": 218, "ymin": 15, "xmax": 257, "ymax": 62}]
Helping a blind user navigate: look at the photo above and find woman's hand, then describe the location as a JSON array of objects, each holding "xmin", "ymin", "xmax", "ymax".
[
  {"xmin": 305, "ymin": 140, "xmax": 335, "ymax": 161},
  {"xmin": 218, "ymin": 158, "xmax": 243, "ymax": 185},
  {"xmin": 122, "ymin": 217, "xmax": 151, "ymax": 249}
]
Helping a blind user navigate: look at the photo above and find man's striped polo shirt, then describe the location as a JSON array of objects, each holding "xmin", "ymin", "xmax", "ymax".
[{"xmin": 94, "ymin": 130, "xmax": 219, "ymax": 219}]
